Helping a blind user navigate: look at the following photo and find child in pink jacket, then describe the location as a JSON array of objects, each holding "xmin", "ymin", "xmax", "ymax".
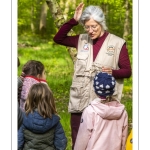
[{"xmin": 74, "ymin": 72, "xmax": 128, "ymax": 150}]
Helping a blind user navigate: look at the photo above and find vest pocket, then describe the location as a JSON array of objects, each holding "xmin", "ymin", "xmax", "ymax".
[
  {"xmin": 75, "ymin": 54, "xmax": 88, "ymax": 76},
  {"xmin": 68, "ymin": 82, "xmax": 83, "ymax": 112}
]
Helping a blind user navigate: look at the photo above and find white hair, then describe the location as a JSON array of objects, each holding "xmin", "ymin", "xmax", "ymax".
[{"xmin": 79, "ymin": 5, "xmax": 108, "ymax": 30}]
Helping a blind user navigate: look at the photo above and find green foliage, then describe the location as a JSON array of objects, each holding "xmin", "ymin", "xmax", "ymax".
[
  {"xmin": 59, "ymin": 112, "xmax": 72, "ymax": 150},
  {"xmin": 121, "ymin": 97, "xmax": 133, "ymax": 134},
  {"xmin": 18, "ymin": 0, "xmax": 132, "ymax": 42}
]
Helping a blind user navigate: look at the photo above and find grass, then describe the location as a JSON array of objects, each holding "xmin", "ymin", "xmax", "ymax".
[{"xmin": 18, "ymin": 35, "xmax": 132, "ymax": 149}]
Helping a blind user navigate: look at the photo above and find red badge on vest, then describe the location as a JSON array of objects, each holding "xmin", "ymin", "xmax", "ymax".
[{"xmin": 83, "ymin": 43, "xmax": 89, "ymax": 50}]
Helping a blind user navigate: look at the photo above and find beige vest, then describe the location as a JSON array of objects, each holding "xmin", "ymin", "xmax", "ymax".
[{"xmin": 68, "ymin": 33, "xmax": 125, "ymax": 113}]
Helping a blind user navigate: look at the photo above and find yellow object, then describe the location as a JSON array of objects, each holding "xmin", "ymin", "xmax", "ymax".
[{"xmin": 126, "ymin": 129, "xmax": 133, "ymax": 150}]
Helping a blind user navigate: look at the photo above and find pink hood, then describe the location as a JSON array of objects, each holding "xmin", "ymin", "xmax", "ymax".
[{"xmin": 91, "ymin": 98, "xmax": 125, "ymax": 120}]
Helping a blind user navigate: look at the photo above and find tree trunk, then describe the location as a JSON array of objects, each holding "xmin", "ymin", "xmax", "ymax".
[
  {"xmin": 31, "ymin": 1, "xmax": 35, "ymax": 32},
  {"xmin": 39, "ymin": 2, "xmax": 48, "ymax": 37},
  {"xmin": 59, "ymin": 0, "xmax": 76, "ymax": 20},
  {"xmin": 123, "ymin": 0, "xmax": 130, "ymax": 40},
  {"xmin": 46, "ymin": 0, "xmax": 77, "ymax": 63}
]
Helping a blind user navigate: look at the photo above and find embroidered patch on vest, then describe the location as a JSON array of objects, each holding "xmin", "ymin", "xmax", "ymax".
[
  {"xmin": 81, "ymin": 42, "xmax": 89, "ymax": 52},
  {"xmin": 106, "ymin": 45, "xmax": 115, "ymax": 56}
]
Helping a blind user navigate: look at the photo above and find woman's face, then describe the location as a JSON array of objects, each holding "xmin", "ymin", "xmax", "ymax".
[{"xmin": 84, "ymin": 18, "xmax": 104, "ymax": 39}]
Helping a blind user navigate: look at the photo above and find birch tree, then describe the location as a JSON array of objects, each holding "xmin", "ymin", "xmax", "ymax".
[
  {"xmin": 46, "ymin": 0, "xmax": 77, "ymax": 63},
  {"xmin": 123, "ymin": 0, "xmax": 130, "ymax": 40},
  {"xmin": 39, "ymin": 2, "xmax": 48, "ymax": 37}
]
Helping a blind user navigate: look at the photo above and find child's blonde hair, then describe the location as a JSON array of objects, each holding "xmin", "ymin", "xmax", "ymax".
[{"xmin": 25, "ymin": 83, "xmax": 57, "ymax": 118}]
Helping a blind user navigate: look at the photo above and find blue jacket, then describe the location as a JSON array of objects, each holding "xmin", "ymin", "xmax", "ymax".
[{"xmin": 18, "ymin": 110, "xmax": 67, "ymax": 150}]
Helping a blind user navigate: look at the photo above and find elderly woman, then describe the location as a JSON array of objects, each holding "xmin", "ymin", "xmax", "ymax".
[{"xmin": 53, "ymin": 2, "xmax": 131, "ymax": 149}]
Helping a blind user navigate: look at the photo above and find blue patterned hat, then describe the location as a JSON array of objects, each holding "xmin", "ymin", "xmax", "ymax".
[{"xmin": 93, "ymin": 72, "xmax": 116, "ymax": 97}]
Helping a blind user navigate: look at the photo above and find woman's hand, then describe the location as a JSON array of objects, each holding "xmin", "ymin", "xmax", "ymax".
[
  {"xmin": 74, "ymin": 2, "xmax": 84, "ymax": 22},
  {"xmin": 102, "ymin": 66, "xmax": 113, "ymax": 75}
]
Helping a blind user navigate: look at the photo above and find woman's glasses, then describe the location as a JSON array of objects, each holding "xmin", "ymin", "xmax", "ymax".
[{"xmin": 84, "ymin": 24, "xmax": 99, "ymax": 31}]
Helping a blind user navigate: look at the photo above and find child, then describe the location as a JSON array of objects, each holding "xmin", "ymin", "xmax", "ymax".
[
  {"xmin": 18, "ymin": 83, "xmax": 67, "ymax": 150},
  {"xmin": 19, "ymin": 60, "xmax": 47, "ymax": 112},
  {"xmin": 18, "ymin": 57, "xmax": 23, "ymax": 105},
  {"xmin": 74, "ymin": 72, "xmax": 128, "ymax": 150},
  {"xmin": 17, "ymin": 57, "xmax": 23, "ymax": 129}
]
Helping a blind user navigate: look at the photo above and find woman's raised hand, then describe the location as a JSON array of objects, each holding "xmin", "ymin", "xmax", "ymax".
[{"xmin": 74, "ymin": 2, "xmax": 84, "ymax": 22}]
